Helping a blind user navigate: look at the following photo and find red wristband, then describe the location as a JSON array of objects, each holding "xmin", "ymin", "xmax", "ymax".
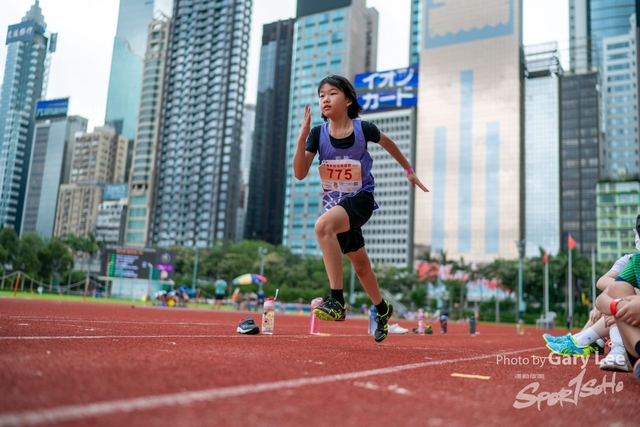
[
  {"xmin": 405, "ymin": 167, "xmax": 414, "ymax": 174},
  {"xmin": 610, "ymin": 298, "xmax": 622, "ymax": 316}
]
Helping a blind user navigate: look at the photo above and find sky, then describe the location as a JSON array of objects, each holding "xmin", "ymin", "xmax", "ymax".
[{"xmin": 0, "ymin": 0, "xmax": 569, "ymax": 130}]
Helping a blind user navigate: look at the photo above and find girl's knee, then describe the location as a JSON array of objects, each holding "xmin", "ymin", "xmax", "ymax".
[
  {"xmin": 314, "ymin": 218, "xmax": 332, "ymax": 237},
  {"xmin": 353, "ymin": 262, "xmax": 373, "ymax": 277},
  {"xmin": 607, "ymin": 281, "xmax": 636, "ymax": 298}
]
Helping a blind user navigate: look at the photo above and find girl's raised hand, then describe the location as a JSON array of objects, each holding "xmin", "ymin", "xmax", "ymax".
[
  {"xmin": 407, "ymin": 172, "xmax": 429, "ymax": 192},
  {"xmin": 300, "ymin": 105, "xmax": 311, "ymax": 137}
]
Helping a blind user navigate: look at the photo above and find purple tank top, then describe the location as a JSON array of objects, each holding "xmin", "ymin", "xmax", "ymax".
[{"xmin": 318, "ymin": 120, "xmax": 378, "ymax": 211}]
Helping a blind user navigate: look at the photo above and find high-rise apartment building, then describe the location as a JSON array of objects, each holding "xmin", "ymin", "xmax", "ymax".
[
  {"xmin": 524, "ymin": 43, "xmax": 562, "ymax": 257},
  {"xmin": 559, "ymin": 72, "xmax": 601, "ymax": 255},
  {"xmin": 283, "ymin": 0, "xmax": 378, "ymax": 256},
  {"xmin": 596, "ymin": 180, "xmax": 639, "ymax": 261},
  {"xmin": 601, "ymin": 13, "xmax": 639, "ymax": 180},
  {"xmin": 104, "ymin": 0, "xmax": 172, "ymax": 140},
  {"xmin": 0, "ymin": 1, "xmax": 54, "ymax": 233},
  {"xmin": 21, "ymin": 99, "xmax": 87, "ymax": 238},
  {"xmin": 96, "ymin": 185, "xmax": 128, "ymax": 247},
  {"xmin": 54, "ymin": 126, "xmax": 128, "ymax": 238},
  {"xmin": 151, "ymin": 0, "xmax": 252, "ymax": 247},
  {"xmin": 124, "ymin": 14, "xmax": 170, "ymax": 247},
  {"xmin": 414, "ymin": 0, "xmax": 523, "ymax": 263},
  {"xmin": 244, "ymin": 19, "xmax": 294, "ymax": 245}
]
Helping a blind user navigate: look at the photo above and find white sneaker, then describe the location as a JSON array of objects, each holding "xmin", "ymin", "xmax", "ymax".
[
  {"xmin": 388, "ymin": 324, "xmax": 408, "ymax": 334},
  {"xmin": 600, "ymin": 342, "xmax": 632, "ymax": 372}
]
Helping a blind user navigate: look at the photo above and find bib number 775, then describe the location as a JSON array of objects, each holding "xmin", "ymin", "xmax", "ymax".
[{"xmin": 326, "ymin": 168, "xmax": 352, "ymax": 180}]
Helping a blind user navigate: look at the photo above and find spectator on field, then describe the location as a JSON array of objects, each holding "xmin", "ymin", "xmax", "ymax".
[{"xmin": 214, "ymin": 279, "xmax": 227, "ymax": 309}]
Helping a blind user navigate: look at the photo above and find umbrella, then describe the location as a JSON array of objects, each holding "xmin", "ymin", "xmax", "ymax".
[{"xmin": 232, "ymin": 273, "xmax": 267, "ymax": 285}]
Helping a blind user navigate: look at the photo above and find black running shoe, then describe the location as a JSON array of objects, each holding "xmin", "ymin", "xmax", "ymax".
[
  {"xmin": 374, "ymin": 300, "xmax": 393, "ymax": 343},
  {"xmin": 237, "ymin": 317, "xmax": 260, "ymax": 335},
  {"xmin": 313, "ymin": 296, "xmax": 346, "ymax": 321}
]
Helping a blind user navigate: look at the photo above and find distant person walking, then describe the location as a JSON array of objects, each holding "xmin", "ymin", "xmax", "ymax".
[{"xmin": 214, "ymin": 279, "xmax": 227, "ymax": 309}]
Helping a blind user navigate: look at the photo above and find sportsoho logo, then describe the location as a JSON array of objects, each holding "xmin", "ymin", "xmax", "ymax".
[{"xmin": 495, "ymin": 353, "xmax": 625, "ymax": 410}]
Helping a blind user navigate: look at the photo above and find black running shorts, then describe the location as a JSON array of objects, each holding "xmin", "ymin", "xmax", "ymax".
[{"xmin": 335, "ymin": 190, "xmax": 375, "ymax": 254}]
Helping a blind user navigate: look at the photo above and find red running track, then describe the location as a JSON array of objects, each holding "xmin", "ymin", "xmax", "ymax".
[{"xmin": 0, "ymin": 298, "xmax": 639, "ymax": 427}]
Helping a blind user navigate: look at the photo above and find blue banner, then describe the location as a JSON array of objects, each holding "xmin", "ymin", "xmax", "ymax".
[
  {"xmin": 354, "ymin": 66, "xmax": 419, "ymax": 113},
  {"xmin": 36, "ymin": 98, "xmax": 69, "ymax": 119},
  {"xmin": 6, "ymin": 20, "xmax": 36, "ymax": 45},
  {"xmin": 103, "ymin": 183, "xmax": 128, "ymax": 200}
]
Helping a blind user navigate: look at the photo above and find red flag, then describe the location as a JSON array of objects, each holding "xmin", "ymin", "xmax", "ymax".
[
  {"xmin": 542, "ymin": 252, "xmax": 548, "ymax": 264},
  {"xmin": 568, "ymin": 235, "xmax": 577, "ymax": 250}
]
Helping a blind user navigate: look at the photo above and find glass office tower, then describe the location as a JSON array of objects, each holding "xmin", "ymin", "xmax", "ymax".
[
  {"xmin": 601, "ymin": 14, "xmax": 638, "ymax": 179},
  {"xmin": 524, "ymin": 43, "xmax": 562, "ymax": 257},
  {"xmin": 104, "ymin": 0, "xmax": 172, "ymax": 140},
  {"xmin": 0, "ymin": 1, "xmax": 52, "ymax": 233},
  {"xmin": 244, "ymin": 19, "xmax": 294, "ymax": 245},
  {"xmin": 559, "ymin": 72, "xmax": 601, "ymax": 255},
  {"xmin": 22, "ymin": 108, "xmax": 88, "ymax": 238},
  {"xmin": 415, "ymin": 0, "xmax": 523, "ymax": 263}
]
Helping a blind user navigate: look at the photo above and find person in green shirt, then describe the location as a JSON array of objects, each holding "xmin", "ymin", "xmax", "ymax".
[
  {"xmin": 596, "ymin": 215, "xmax": 640, "ymax": 383},
  {"xmin": 214, "ymin": 279, "xmax": 227, "ymax": 309}
]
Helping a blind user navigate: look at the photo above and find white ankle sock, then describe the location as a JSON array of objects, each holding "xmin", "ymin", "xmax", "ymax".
[
  {"xmin": 575, "ymin": 327, "xmax": 600, "ymax": 346},
  {"xmin": 609, "ymin": 327, "xmax": 623, "ymax": 344}
]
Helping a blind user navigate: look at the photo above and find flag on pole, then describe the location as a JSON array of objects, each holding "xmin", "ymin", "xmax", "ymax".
[
  {"xmin": 568, "ymin": 235, "xmax": 577, "ymax": 250},
  {"xmin": 542, "ymin": 252, "xmax": 549, "ymax": 264}
]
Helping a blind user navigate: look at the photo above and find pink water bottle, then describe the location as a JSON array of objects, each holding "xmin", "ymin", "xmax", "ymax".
[
  {"xmin": 309, "ymin": 297, "xmax": 323, "ymax": 334},
  {"xmin": 417, "ymin": 309, "xmax": 425, "ymax": 335}
]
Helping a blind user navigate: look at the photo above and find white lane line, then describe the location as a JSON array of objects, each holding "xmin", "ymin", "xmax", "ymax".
[
  {"xmin": 0, "ymin": 347, "xmax": 539, "ymax": 427},
  {"xmin": 0, "ymin": 334, "xmax": 360, "ymax": 340}
]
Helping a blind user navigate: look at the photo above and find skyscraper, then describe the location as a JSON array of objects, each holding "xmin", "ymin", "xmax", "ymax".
[
  {"xmin": 414, "ymin": 0, "xmax": 523, "ymax": 263},
  {"xmin": 569, "ymin": 0, "xmax": 637, "ymax": 70},
  {"xmin": 362, "ymin": 107, "xmax": 417, "ymax": 267},
  {"xmin": 524, "ymin": 43, "xmax": 562, "ymax": 257},
  {"xmin": 283, "ymin": 0, "xmax": 378, "ymax": 256},
  {"xmin": 151, "ymin": 0, "xmax": 252, "ymax": 247},
  {"xmin": 409, "ymin": 0, "xmax": 421, "ymax": 66},
  {"xmin": 590, "ymin": 0, "xmax": 637, "ymax": 67},
  {"xmin": 124, "ymin": 14, "xmax": 170, "ymax": 247},
  {"xmin": 244, "ymin": 19, "xmax": 294, "ymax": 245},
  {"xmin": 559, "ymin": 71, "xmax": 601, "ymax": 255},
  {"xmin": 0, "ymin": 1, "xmax": 53, "ymax": 233},
  {"xmin": 104, "ymin": 0, "xmax": 172, "ymax": 140},
  {"xmin": 601, "ymin": 14, "xmax": 638, "ymax": 180},
  {"xmin": 21, "ymin": 99, "xmax": 88, "ymax": 238}
]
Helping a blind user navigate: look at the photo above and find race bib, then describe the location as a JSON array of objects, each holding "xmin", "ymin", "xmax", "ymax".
[{"xmin": 319, "ymin": 159, "xmax": 362, "ymax": 194}]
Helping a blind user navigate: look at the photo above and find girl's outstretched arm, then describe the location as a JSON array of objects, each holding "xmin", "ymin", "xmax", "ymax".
[
  {"xmin": 378, "ymin": 131, "xmax": 429, "ymax": 192},
  {"xmin": 293, "ymin": 105, "xmax": 316, "ymax": 180}
]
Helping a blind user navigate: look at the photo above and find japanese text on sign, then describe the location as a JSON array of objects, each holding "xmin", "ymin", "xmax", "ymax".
[{"xmin": 354, "ymin": 66, "xmax": 419, "ymax": 113}]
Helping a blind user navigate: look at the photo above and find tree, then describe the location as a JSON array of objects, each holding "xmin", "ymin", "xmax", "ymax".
[
  {"xmin": 0, "ymin": 226, "xmax": 19, "ymax": 269},
  {"xmin": 47, "ymin": 237, "xmax": 73, "ymax": 281},
  {"xmin": 14, "ymin": 232, "xmax": 43, "ymax": 277},
  {"xmin": 81, "ymin": 232, "xmax": 102, "ymax": 274}
]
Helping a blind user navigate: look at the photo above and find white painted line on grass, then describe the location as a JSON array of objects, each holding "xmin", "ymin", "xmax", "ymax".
[{"xmin": 0, "ymin": 347, "xmax": 539, "ymax": 427}]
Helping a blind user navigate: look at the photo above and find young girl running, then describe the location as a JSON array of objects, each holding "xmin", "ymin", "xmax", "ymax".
[{"xmin": 293, "ymin": 75, "xmax": 428, "ymax": 342}]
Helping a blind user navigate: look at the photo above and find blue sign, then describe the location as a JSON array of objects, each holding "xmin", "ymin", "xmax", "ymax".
[
  {"xmin": 36, "ymin": 98, "xmax": 69, "ymax": 119},
  {"xmin": 354, "ymin": 66, "xmax": 418, "ymax": 113},
  {"xmin": 103, "ymin": 183, "xmax": 128, "ymax": 200},
  {"xmin": 6, "ymin": 20, "xmax": 37, "ymax": 45}
]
